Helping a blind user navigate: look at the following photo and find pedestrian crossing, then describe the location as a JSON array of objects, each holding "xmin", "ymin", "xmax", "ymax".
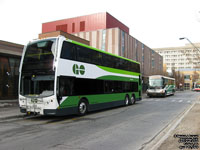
[{"xmin": 142, "ymin": 98, "xmax": 196, "ymax": 104}]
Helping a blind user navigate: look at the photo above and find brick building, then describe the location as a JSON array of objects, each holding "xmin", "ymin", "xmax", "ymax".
[
  {"xmin": 42, "ymin": 12, "xmax": 163, "ymax": 91},
  {"xmin": 0, "ymin": 40, "xmax": 23, "ymax": 99}
]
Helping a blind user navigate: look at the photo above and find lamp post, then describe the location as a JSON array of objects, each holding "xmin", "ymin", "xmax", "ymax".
[
  {"xmin": 179, "ymin": 37, "xmax": 200, "ymax": 89},
  {"xmin": 179, "ymin": 37, "xmax": 200, "ymax": 52}
]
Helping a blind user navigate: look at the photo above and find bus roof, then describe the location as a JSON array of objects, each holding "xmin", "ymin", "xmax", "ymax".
[
  {"xmin": 65, "ymin": 38, "xmax": 140, "ymax": 65},
  {"xmin": 149, "ymin": 75, "xmax": 175, "ymax": 80}
]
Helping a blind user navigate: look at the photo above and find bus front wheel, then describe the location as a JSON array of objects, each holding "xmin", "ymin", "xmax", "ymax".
[{"xmin": 78, "ymin": 99, "xmax": 88, "ymax": 116}]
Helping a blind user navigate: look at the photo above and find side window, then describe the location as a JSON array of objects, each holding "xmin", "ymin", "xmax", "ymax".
[
  {"xmin": 74, "ymin": 78, "xmax": 104, "ymax": 95},
  {"xmin": 59, "ymin": 76, "xmax": 75, "ymax": 96},
  {"xmin": 102, "ymin": 54, "xmax": 115, "ymax": 68},
  {"xmin": 60, "ymin": 42, "xmax": 76, "ymax": 60},
  {"xmin": 76, "ymin": 46, "xmax": 91, "ymax": 63},
  {"xmin": 132, "ymin": 82, "xmax": 138, "ymax": 92},
  {"xmin": 90, "ymin": 50, "xmax": 102, "ymax": 65}
]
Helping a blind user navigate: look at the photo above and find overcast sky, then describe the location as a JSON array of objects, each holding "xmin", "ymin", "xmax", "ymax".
[{"xmin": 0, "ymin": 0, "xmax": 199, "ymax": 48}]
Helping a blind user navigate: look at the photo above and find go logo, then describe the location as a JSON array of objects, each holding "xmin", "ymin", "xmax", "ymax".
[{"xmin": 73, "ymin": 64, "xmax": 85, "ymax": 75}]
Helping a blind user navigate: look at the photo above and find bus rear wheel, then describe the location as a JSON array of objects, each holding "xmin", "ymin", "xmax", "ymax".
[
  {"xmin": 78, "ymin": 99, "xmax": 88, "ymax": 116},
  {"xmin": 129, "ymin": 95, "xmax": 136, "ymax": 105},
  {"xmin": 124, "ymin": 95, "xmax": 129, "ymax": 106}
]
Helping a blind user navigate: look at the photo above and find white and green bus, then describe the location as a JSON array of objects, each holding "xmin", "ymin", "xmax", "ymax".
[
  {"xmin": 146, "ymin": 75, "xmax": 175, "ymax": 97},
  {"xmin": 19, "ymin": 36, "xmax": 141, "ymax": 116}
]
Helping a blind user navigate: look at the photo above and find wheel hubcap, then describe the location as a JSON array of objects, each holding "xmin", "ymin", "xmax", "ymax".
[
  {"xmin": 131, "ymin": 97, "xmax": 135, "ymax": 104},
  {"xmin": 79, "ymin": 102, "xmax": 86, "ymax": 114},
  {"xmin": 126, "ymin": 97, "xmax": 129, "ymax": 105}
]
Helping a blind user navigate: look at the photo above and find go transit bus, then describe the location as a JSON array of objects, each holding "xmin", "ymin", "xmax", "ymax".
[
  {"xmin": 146, "ymin": 75, "xmax": 175, "ymax": 97},
  {"xmin": 19, "ymin": 36, "xmax": 141, "ymax": 116}
]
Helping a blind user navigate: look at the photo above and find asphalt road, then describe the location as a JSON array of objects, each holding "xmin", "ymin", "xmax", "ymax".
[{"xmin": 0, "ymin": 91, "xmax": 199, "ymax": 150}]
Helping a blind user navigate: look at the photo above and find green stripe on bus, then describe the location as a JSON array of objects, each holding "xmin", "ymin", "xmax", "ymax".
[
  {"xmin": 59, "ymin": 92, "xmax": 140, "ymax": 109},
  {"xmin": 97, "ymin": 65, "xmax": 140, "ymax": 76},
  {"xmin": 97, "ymin": 75, "xmax": 139, "ymax": 82}
]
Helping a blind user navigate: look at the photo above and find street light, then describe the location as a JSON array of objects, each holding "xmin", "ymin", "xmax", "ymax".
[
  {"xmin": 179, "ymin": 37, "xmax": 200, "ymax": 52},
  {"xmin": 179, "ymin": 37, "xmax": 200, "ymax": 86}
]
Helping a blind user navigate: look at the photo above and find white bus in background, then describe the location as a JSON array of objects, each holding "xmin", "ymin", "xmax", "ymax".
[{"xmin": 146, "ymin": 75, "xmax": 175, "ymax": 97}]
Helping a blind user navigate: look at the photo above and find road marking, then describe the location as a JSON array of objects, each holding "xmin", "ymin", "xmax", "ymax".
[{"xmin": 143, "ymin": 98, "xmax": 196, "ymax": 104}]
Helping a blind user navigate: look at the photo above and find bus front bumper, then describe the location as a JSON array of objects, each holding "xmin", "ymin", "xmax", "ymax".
[{"xmin": 147, "ymin": 89, "xmax": 165, "ymax": 97}]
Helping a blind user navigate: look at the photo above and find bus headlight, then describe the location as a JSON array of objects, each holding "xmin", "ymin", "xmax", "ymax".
[{"xmin": 160, "ymin": 90, "xmax": 165, "ymax": 93}]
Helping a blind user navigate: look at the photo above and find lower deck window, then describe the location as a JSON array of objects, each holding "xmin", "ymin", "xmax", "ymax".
[{"xmin": 58, "ymin": 76, "xmax": 138, "ymax": 96}]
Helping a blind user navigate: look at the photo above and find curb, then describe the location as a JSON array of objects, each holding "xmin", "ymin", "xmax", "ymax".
[
  {"xmin": 0, "ymin": 114, "xmax": 25, "ymax": 122},
  {"xmin": 0, "ymin": 100, "xmax": 18, "ymax": 108}
]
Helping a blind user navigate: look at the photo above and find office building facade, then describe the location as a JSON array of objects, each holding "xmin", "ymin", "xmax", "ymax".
[{"xmin": 154, "ymin": 43, "xmax": 200, "ymax": 90}]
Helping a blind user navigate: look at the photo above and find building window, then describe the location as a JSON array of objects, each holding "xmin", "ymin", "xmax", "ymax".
[
  {"xmin": 184, "ymin": 83, "xmax": 190, "ymax": 90},
  {"xmin": 101, "ymin": 30, "xmax": 106, "ymax": 51},
  {"xmin": 142, "ymin": 44, "xmax": 144, "ymax": 63},
  {"xmin": 142, "ymin": 55, "xmax": 144, "ymax": 63},
  {"xmin": 56, "ymin": 24, "xmax": 68, "ymax": 32},
  {"xmin": 184, "ymin": 75, "xmax": 190, "ymax": 80},
  {"xmin": 121, "ymin": 31, "xmax": 125, "ymax": 57},
  {"xmin": 135, "ymin": 39, "xmax": 138, "ymax": 61},
  {"xmin": 152, "ymin": 59, "xmax": 155, "ymax": 68},
  {"xmin": 72, "ymin": 23, "xmax": 75, "ymax": 32},
  {"xmin": 80, "ymin": 21, "xmax": 85, "ymax": 31}
]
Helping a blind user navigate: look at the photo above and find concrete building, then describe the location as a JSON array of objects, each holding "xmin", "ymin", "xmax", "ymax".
[
  {"xmin": 0, "ymin": 40, "xmax": 23, "ymax": 100},
  {"xmin": 42, "ymin": 12, "xmax": 163, "ymax": 91},
  {"xmin": 154, "ymin": 43, "xmax": 200, "ymax": 90}
]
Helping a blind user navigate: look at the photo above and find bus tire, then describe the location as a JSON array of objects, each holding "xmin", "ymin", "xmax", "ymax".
[
  {"xmin": 124, "ymin": 95, "xmax": 129, "ymax": 106},
  {"xmin": 172, "ymin": 89, "xmax": 175, "ymax": 95},
  {"xmin": 129, "ymin": 94, "xmax": 136, "ymax": 105},
  {"xmin": 164, "ymin": 91, "xmax": 167, "ymax": 97},
  {"xmin": 78, "ymin": 99, "xmax": 88, "ymax": 116}
]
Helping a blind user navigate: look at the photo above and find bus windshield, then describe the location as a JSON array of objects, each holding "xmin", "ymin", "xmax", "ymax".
[
  {"xmin": 149, "ymin": 79, "xmax": 163, "ymax": 88},
  {"xmin": 22, "ymin": 39, "xmax": 56, "ymax": 71},
  {"xmin": 20, "ymin": 75, "xmax": 54, "ymax": 97},
  {"xmin": 195, "ymin": 83, "xmax": 200, "ymax": 88}
]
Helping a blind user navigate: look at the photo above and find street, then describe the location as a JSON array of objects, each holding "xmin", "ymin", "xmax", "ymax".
[{"xmin": 0, "ymin": 91, "xmax": 199, "ymax": 150}]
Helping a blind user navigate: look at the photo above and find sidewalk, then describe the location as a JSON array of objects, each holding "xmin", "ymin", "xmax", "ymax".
[{"xmin": 0, "ymin": 99, "xmax": 23, "ymax": 120}]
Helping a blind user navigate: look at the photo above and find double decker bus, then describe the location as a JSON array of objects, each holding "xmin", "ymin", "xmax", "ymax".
[
  {"xmin": 146, "ymin": 75, "xmax": 175, "ymax": 97},
  {"xmin": 19, "ymin": 36, "xmax": 141, "ymax": 116}
]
